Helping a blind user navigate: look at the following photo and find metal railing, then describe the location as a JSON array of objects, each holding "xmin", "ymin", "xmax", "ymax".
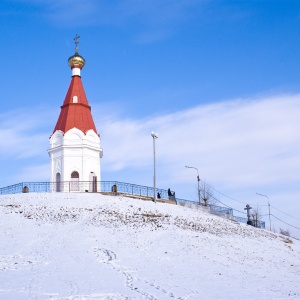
[
  {"xmin": 209, "ymin": 204, "xmax": 233, "ymax": 216},
  {"xmin": 0, "ymin": 180, "xmax": 265, "ymax": 229},
  {"xmin": 0, "ymin": 181, "xmax": 171, "ymax": 200},
  {"xmin": 233, "ymin": 216, "xmax": 265, "ymax": 229},
  {"xmin": 176, "ymin": 197, "xmax": 198, "ymax": 205},
  {"xmin": 176, "ymin": 198, "xmax": 233, "ymax": 215}
]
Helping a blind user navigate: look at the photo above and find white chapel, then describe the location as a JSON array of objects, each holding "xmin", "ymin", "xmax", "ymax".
[{"xmin": 48, "ymin": 36, "xmax": 102, "ymax": 192}]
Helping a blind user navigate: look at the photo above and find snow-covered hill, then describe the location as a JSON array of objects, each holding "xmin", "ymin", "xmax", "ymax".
[{"xmin": 0, "ymin": 193, "xmax": 299, "ymax": 300}]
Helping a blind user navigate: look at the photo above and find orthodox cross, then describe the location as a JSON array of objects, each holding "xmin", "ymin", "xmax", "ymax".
[
  {"xmin": 74, "ymin": 34, "xmax": 80, "ymax": 53},
  {"xmin": 244, "ymin": 204, "xmax": 252, "ymax": 223}
]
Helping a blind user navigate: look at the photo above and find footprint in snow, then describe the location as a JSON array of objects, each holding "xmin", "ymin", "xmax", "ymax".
[{"xmin": 94, "ymin": 248, "xmax": 117, "ymax": 263}]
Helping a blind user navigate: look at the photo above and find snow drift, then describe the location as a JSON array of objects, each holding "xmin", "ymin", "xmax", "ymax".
[{"xmin": 0, "ymin": 193, "xmax": 299, "ymax": 300}]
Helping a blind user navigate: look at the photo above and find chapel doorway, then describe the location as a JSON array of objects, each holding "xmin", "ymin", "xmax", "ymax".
[
  {"xmin": 89, "ymin": 172, "xmax": 97, "ymax": 192},
  {"xmin": 71, "ymin": 171, "xmax": 79, "ymax": 191}
]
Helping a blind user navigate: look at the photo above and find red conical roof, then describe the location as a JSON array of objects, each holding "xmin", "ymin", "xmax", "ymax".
[{"xmin": 53, "ymin": 75, "xmax": 98, "ymax": 135}]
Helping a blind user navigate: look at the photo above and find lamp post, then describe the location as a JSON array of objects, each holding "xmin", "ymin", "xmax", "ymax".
[
  {"xmin": 185, "ymin": 166, "xmax": 200, "ymax": 205},
  {"xmin": 256, "ymin": 193, "xmax": 271, "ymax": 231},
  {"xmin": 151, "ymin": 131, "xmax": 158, "ymax": 203}
]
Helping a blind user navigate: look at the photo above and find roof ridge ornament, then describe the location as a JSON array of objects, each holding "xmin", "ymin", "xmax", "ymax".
[{"xmin": 74, "ymin": 34, "xmax": 80, "ymax": 53}]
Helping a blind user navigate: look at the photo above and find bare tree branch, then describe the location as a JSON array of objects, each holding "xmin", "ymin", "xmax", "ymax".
[{"xmin": 200, "ymin": 181, "xmax": 218, "ymax": 206}]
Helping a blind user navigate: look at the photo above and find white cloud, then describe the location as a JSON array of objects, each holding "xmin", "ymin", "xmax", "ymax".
[
  {"xmin": 96, "ymin": 94, "xmax": 300, "ymax": 189},
  {"xmin": 15, "ymin": 163, "xmax": 49, "ymax": 182},
  {"xmin": 1, "ymin": 94, "xmax": 299, "ymax": 191},
  {"xmin": 15, "ymin": 0, "xmax": 205, "ymax": 41},
  {"xmin": 44, "ymin": 0, "xmax": 98, "ymax": 25},
  {"xmin": 0, "ymin": 107, "xmax": 53, "ymax": 159}
]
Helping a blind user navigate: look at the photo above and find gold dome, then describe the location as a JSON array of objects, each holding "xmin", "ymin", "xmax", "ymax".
[{"xmin": 68, "ymin": 53, "xmax": 85, "ymax": 69}]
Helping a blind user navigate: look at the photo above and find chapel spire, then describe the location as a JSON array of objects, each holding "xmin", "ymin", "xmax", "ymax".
[{"xmin": 52, "ymin": 35, "xmax": 98, "ymax": 135}]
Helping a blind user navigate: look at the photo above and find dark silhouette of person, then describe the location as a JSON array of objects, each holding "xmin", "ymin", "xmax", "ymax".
[
  {"xmin": 168, "ymin": 188, "xmax": 172, "ymax": 196},
  {"xmin": 157, "ymin": 192, "xmax": 161, "ymax": 199}
]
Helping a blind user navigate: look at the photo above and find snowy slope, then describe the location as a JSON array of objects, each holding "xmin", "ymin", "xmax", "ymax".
[{"xmin": 0, "ymin": 193, "xmax": 299, "ymax": 300}]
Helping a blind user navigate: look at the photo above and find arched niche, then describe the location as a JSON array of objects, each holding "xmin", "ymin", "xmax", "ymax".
[{"xmin": 56, "ymin": 173, "xmax": 61, "ymax": 192}]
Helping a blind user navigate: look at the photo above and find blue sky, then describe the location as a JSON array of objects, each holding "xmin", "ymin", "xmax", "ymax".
[{"xmin": 1, "ymin": 0, "xmax": 300, "ymax": 236}]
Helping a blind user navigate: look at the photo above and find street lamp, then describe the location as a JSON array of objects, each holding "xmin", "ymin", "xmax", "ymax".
[
  {"xmin": 256, "ymin": 193, "xmax": 271, "ymax": 231},
  {"xmin": 151, "ymin": 131, "xmax": 158, "ymax": 203},
  {"xmin": 185, "ymin": 166, "xmax": 200, "ymax": 205}
]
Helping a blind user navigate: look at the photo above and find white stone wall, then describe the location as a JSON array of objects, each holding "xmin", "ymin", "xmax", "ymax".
[{"xmin": 48, "ymin": 128, "xmax": 102, "ymax": 192}]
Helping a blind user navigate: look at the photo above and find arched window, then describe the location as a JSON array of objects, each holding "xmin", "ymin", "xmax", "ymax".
[
  {"xmin": 71, "ymin": 171, "xmax": 79, "ymax": 179},
  {"xmin": 56, "ymin": 173, "xmax": 61, "ymax": 192},
  {"xmin": 71, "ymin": 171, "xmax": 79, "ymax": 191}
]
